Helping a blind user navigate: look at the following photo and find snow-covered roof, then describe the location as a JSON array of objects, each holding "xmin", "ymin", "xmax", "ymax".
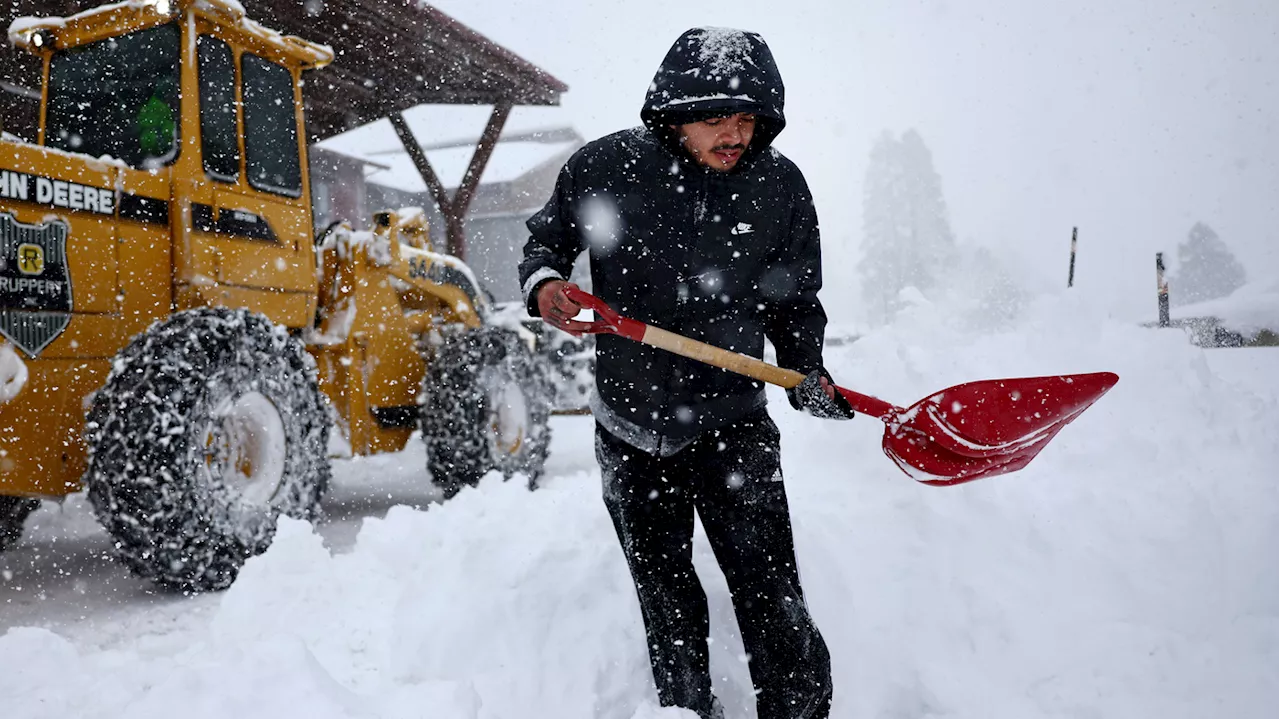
[
  {"xmin": 363, "ymin": 139, "xmax": 577, "ymax": 193},
  {"xmin": 318, "ymin": 104, "xmax": 580, "ymax": 192},
  {"xmin": 1171, "ymin": 279, "xmax": 1279, "ymax": 334},
  {"xmin": 309, "ymin": 145, "xmax": 390, "ymax": 171}
]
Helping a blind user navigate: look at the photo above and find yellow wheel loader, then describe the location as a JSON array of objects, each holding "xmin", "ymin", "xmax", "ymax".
[{"xmin": 0, "ymin": 0, "xmax": 553, "ymax": 590}]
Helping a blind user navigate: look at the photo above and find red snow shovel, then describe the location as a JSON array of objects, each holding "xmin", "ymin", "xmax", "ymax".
[{"xmin": 562, "ymin": 287, "xmax": 1118, "ymax": 486}]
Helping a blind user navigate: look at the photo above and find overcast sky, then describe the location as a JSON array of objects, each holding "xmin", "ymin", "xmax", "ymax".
[{"xmin": 427, "ymin": 0, "xmax": 1277, "ymax": 322}]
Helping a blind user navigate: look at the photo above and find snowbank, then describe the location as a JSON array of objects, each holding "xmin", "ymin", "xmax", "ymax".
[
  {"xmin": 1172, "ymin": 278, "xmax": 1280, "ymax": 335},
  {"xmin": 797, "ymin": 290, "xmax": 1277, "ymax": 718},
  {"xmin": 1, "ymin": 290, "xmax": 1275, "ymax": 718},
  {"xmin": 0, "ymin": 478, "xmax": 665, "ymax": 719}
]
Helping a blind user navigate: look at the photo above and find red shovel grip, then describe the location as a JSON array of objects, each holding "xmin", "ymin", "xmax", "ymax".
[{"xmin": 562, "ymin": 286, "xmax": 647, "ymax": 342}]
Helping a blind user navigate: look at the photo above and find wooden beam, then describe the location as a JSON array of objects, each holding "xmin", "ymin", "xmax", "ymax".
[
  {"xmin": 453, "ymin": 103, "xmax": 512, "ymax": 216},
  {"xmin": 389, "ymin": 112, "xmax": 453, "ymax": 216},
  {"xmin": 389, "ymin": 112, "xmax": 462, "ymax": 254},
  {"xmin": 389, "ymin": 105, "xmax": 516, "ymax": 262},
  {"xmin": 396, "ymin": 125, "xmax": 579, "ymax": 153}
]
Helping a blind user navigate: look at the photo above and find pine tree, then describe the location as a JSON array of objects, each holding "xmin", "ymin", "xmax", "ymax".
[
  {"xmin": 858, "ymin": 129, "xmax": 955, "ymax": 325},
  {"xmin": 899, "ymin": 130, "xmax": 955, "ymax": 284},
  {"xmin": 859, "ymin": 131, "xmax": 904, "ymax": 326},
  {"xmin": 1170, "ymin": 222, "xmax": 1247, "ymax": 305}
]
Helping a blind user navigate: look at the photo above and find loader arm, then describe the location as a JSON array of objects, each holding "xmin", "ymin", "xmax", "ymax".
[{"xmin": 388, "ymin": 243, "xmax": 487, "ymax": 330}]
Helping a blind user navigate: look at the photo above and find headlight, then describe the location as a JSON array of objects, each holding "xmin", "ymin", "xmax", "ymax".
[{"xmin": 142, "ymin": 0, "xmax": 173, "ymax": 16}]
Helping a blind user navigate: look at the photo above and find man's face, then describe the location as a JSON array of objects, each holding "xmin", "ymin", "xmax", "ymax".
[{"xmin": 672, "ymin": 112, "xmax": 757, "ymax": 171}]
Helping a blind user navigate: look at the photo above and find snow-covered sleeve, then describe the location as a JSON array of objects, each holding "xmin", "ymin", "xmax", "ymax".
[
  {"xmin": 519, "ymin": 162, "xmax": 586, "ymax": 316},
  {"xmin": 761, "ymin": 177, "xmax": 826, "ymax": 375}
]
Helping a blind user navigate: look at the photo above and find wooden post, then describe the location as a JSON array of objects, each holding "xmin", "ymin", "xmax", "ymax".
[
  {"xmin": 1156, "ymin": 252, "xmax": 1170, "ymax": 327},
  {"xmin": 1067, "ymin": 227, "xmax": 1077, "ymax": 288},
  {"xmin": 454, "ymin": 103, "xmax": 512, "ymax": 214},
  {"xmin": 388, "ymin": 105, "xmax": 512, "ymax": 262},
  {"xmin": 389, "ymin": 112, "xmax": 460, "ymax": 255}
]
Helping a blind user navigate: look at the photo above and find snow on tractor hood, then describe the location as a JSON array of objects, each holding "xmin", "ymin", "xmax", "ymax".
[{"xmin": 311, "ymin": 223, "xmax": 493, "ymax": 347}]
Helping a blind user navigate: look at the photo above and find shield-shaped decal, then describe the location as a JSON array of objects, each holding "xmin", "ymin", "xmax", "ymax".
[{"xmin": 0, "ymin": 212, "xmax": 73, "ymax": 357}]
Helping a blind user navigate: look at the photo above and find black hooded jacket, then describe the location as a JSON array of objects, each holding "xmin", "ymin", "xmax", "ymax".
[{"xmin": 518, "ymin": 27, "xmax": 828, "ymax": 442}]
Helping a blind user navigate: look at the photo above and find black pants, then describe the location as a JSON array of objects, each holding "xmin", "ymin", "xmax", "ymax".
[{"xmin": 597, "ymin": 410, "xmax": 832, "ymax": 719}]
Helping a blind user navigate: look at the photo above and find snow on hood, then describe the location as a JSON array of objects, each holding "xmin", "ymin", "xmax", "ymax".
[
  {"xmin": 641, "ymin": 27, "xmax": 786, "ymax": 158},
  {"xmin": 693, "ymin": 26, "xmax": 759, "ymax": 76}
]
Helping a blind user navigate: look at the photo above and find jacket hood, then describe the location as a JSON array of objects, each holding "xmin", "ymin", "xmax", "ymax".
[{"xmin": 641, "ymin": 27, "xmax": 786, "ymax": 160}]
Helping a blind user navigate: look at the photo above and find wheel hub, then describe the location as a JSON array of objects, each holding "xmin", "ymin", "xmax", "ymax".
[
  {"xmin": 486, "ymin": 373, "xmax": 529, "ymax": 456},
  {"xmin": 205, "ymin": 391, "xmax": 287, "ymax": 507}
]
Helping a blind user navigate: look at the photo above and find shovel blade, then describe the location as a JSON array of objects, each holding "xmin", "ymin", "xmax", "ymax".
[
  {"xmin": 883, "ymin": 426, "xmax": 1059, "ymax": 485},
  {"xmin": 881, "ymin": 372, "xmax": 1118, "ymax": 484}
]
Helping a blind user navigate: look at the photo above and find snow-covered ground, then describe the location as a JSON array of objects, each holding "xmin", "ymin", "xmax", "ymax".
[{"xmin": 2, "ymin": 293, "xmax": 1276, "ymax": 719}]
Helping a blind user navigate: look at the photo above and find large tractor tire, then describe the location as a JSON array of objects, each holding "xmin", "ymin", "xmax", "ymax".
[
  {"xmin": 0, "ymin": 496, "xmax": 39, "ymax": 553},
  {"xmin": 420, "ymin": 326, "xmax": 553, "ymax": 497},
  {"xmin": 85, "ymin": 308, "xmax": 331, "ymax": 592}
]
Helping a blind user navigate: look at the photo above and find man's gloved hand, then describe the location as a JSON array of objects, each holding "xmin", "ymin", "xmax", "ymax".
[{"xmin": 787, "ymin": 368, "xmax": 856, "ymax": 420}]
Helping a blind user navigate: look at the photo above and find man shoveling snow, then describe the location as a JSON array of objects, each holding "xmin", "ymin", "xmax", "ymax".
[{"xmin": 519, "ymin": 26, "xmax": 852, "ymax": 719}]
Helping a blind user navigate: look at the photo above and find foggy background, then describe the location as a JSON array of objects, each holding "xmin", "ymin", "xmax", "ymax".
[{"xmin": 429, "ymin": 0, "xmax": 1278, "ymax": 325}]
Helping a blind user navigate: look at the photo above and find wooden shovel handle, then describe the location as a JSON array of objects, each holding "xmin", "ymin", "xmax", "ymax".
[
  {"xmin": 562, "ymin": 286, "xmax": 806, "ymax": 389},
  {"xmin": 562, "ymin": 287, "xmax": 900, "ymax": 419},
  {"xmin": 640, "ymin": 325, "xmax": 807, "ymax": 389}
]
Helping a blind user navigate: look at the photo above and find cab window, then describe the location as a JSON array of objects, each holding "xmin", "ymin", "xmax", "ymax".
[
  {"xmin": 241, "ymin": 53, "xmax": 301, "ymax": 196},
  {"xmin": 45, "ymin": 24, "xmax": 181, "ymax": 169},
  {"xmin": 197, "ymin": 35, "xmax": 239, "ymax": 182}
]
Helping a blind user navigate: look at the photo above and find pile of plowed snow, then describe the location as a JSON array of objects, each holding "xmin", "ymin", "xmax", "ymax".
[{"xmin": 2, "ymin": 291, "xmax": 1275, "ymax": 719}]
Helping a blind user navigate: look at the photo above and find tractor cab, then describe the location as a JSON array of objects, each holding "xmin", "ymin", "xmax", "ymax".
[
  {"xmin": 1, "ymin": 0, "xmax": 564, "ymax": 589},
  {"xmin": 1, "ymin": 0, "xmax": 332, "ymax": 498},
  {"xmin": 6, "ymin": 0, "xmax": 332, "ymax": 338}
]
